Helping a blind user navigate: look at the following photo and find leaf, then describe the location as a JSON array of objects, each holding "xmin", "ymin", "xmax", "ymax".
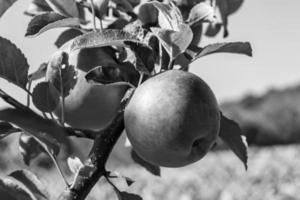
[
  {"xmin": 85, "ymin": 66, "xmax": 129, "ymax": 86},
  {"xmin": 117, "ymin": 191, "xmax": 143, "ymax": 200},
  {"xmin": 107, "ymin": 171, "xmax": 134, "ymax": 187},
  {"xmin": 67, "ymin": 156, "xmax": 84, "ymax": 174},
  {"xmin": 25, "ymin": 12, "xmax": 81, "ymax": 37},
  {"xmin": 93, "ymin": 0, "xmax": 109, "ymax": 19},
  {"xmin": 0, "ymin": 107, "xmax": 67, "ymax": 146},
  {"xmin": 151, "ymin": 23, "xmax": 193, "ymax": 61},
  {"xmin": 28, "ymin": 63, "xmax": 48, "ymax": 81},
  {"xmin": 227, "ymin": 0, "xmax": 244, "ymax": 15},
  {"xmin": 219, "ymin": 113, "xmax": 248, "ymax": 170},
  {"xmin": 148, "ymin": 1, "xmax": 183, "ymax": 31},
  {"xmin": 70, "ymin": 29, "xmax": 149, "ymax": 51},
  {"xmin": 0, "ymin": 0, "xmax": 17, "ymax": 17},
  {"xmin": 24, "ymin": 0, "xmax": 52, "ymax": 17},
  {"xmin": 54, "ymin": 29, "xmax": 82, "ymax": 48},
  {"xmin": 131, "ymin": 150, "xmax": 160, "ymax": 176},
  {"xmin": 190, "ymin": 42, "xmax": 252, "ymax": 62},
  {"xmin": 44, "ymin": 0, "xmax": 79, "ymax": 17},
  {"xmin": 9, "ymin": 169, "xmax": 49, "ymax": 200},
  {"xmin": 0, "ymin": 36, "xmax": 29, "ymax": 90},
  {"xmin": 0, "ymin": 121, "xmax": 19, "ymax": 139},
  {"xmin": 187, "ymin": 2, "xmax": 215, "ymax": 26},
  {"xmin": 32, "ymin": 81, "xmax": 60, "ymax": 113},
  {"xmin": 46, "ymin": 51, "xmax": 77, "ymax": 97},
  {"xmin": 111, "ymin": 0, "xmax": 133, "ymax": 13},
  {"xmin": 19, "ymin": 132, "xmax": 43, "ymax": 166},
  {"xmin": 0, "ymin": 176, "xmax": 36, "ymax": 200}
]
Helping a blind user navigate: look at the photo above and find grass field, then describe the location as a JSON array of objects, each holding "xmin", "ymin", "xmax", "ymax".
[{"xmin": 1, "ymin": 135, "xmax": 300, "ymax": 200}]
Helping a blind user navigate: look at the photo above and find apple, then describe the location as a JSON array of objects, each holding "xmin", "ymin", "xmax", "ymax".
[
  {"xmin": 46, "ymin": 47, "xmax": 129, "ymax": 130},
  {"xmin": 124, "ymin": 70, "xmax": 220, "ymax": 167}
]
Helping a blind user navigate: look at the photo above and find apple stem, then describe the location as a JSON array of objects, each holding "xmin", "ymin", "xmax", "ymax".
[
  {"xmin": 90, "ymin": 0, "xmax": 97, "ymax": 31},
  {"xmin": 138, "ymin": 72, "xmax": 144, "ymax": 86}
]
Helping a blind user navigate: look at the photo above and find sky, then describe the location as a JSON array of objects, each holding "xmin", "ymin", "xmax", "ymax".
[{"xmin": 0, "ymin": 0, "xmax": 300, "ymax": 106}]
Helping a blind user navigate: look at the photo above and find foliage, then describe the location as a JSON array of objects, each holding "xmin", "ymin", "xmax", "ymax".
[{"xmin": 0, "ymin": 0, "xmax": 251, "ymax": 199}]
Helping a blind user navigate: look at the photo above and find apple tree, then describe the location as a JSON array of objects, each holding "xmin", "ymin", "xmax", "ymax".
[{"xmin": 0, "ymin": 0, "xmax": 251, "ymax": 199}]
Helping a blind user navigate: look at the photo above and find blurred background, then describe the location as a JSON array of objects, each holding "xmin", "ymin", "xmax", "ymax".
[{"xmin": 1, "ymin": 0, "xmax": 300, "ymax": 200}]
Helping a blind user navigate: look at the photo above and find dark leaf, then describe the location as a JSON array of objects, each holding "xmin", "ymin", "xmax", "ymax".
[
  {"xmin": 44, "ymin": 0, "xmax": 79, "ymax": 17},
  {"xmin": 25, "ymin": 12, "xmax": 81, "ymax": 37},
  {"xmin": 0, "ymin": 36, "xmax": 29, "ymax": 90},
  {"xmin": 70, "ymin": 29, "xmax": 148, "ymax": 51},
  {"xmin": 24, "ymin": 0, "xmax": 52, "ymax": 17},
  {"xmin": 93, "ymin": 0, "xmax": 109, "ymax": 19},
  {"xmin": 54, "ymin": 29, "xmax": 82, "ymax": 48},
  {"xmin": 0, "ymin": 121, "xmax": 19, "ymax": 140},
  {"xmin": 0, "ymin": 0, "xmax": 17, "ymax": 17},
  {"xmin": 19, "ymin": 132, "xmax": 43, "ymax": 166},
  {"xmin": 85, "ymin": 66, "xmax": 129, "ymax": 86},
  {"xmin": 219, "ymin": 113, "xmax": 248, "ymax": 170},
  {"xmin": 107, "ymin": 171, "xmax": 134, "ymax": 187},
  {"xmin": 131, "ymin": 150, "xmax": 160, "ymax": 176},
  {"xmin": 151, "ymin": 23, "xmax": 193, "ymax": 60},
  {"xmin": 117, "ymin": 191, "xmax": 143, "ymax": 200},
  {"xmin": 46, "ymin": 51, "xmax": 77, "ymax": 97},
  {"xmin": 32, "ymin": 81, "xmax": 60, "ymax": 113},
  {"xmin": 187, "ymin": 2, "xmax": 215, "ymax": 26},
  {"xmin": 28, "ymin": 63, "xmax": 48, "ymax": 81},
  {"xmin": 9, "ymin": 169, "xmax": 49, "ymax": 200},
  {"xmin": 190, "ymin": 42, "xmax": 252, "ymax": 62},
  {"xmin": 0, "ymin": 176, "xmax": 35, "ymax": 200},
  {"xmin": 111, "ymin": 0, "xmax": 133, "ymax": 13}
]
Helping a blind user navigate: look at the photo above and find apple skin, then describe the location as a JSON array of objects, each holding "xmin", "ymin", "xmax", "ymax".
[
  {"xmin": 124, "ymin": 70, "xmax": 220, "ymax": 167},
  {"xmin": 47, "ymin": 47, "xmax": 129, "ymax": 131}
]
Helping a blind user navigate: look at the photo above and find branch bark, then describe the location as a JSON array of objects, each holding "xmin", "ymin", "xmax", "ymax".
[{"xmin": 58, "ymin": 88, "xmax": 134, "ymax": 200}]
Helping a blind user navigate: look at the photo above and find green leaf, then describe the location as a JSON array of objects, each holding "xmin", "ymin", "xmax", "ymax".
[
  {"xmin": 187, "ymin": 2, "xmax": 215, "ymax": 26},
  {"xmin": 0, "ymin": 121, "xmax": 19, "ymax": 139},
  {"xmin": 151, "ymin": 23, "xmax": 193, "ymax": 61},
  {"xmin": 28, "ymin": 63, "xmax": 48, "ymax": 81},
  {"xmin": 0, "ymin": 176, "xmax": 35, "ymax": 200},
  {"xmin": 9, "ymin": 169, "xmax": 49, "ymax": 200},
  {"xmin": 32, "ymin": 81, "xmax": 60, "ymax": 113},
  {"xmin": 25, "ymin": 12, "xmax": 81, "ymax": 37},
  {"xmin": 19, "ymin": 132, "xmax": 43, "ymax": 166},
  {"xmin": 111, "ymin": 0, "xmax": 133, "ymax": 13},
  {"xmin": 107, "ymin": 171, "xmax": 134, "ymax": 187},
  {"xmin": 131, "ymin": 150, "xmax": 160, "ymax": 176},
  {"xmin": 189, "ymin": 42, "xmax": 252, "ymax": 62},
  {"xmin": 44, "ymin": 0, "xmax": 79, "ymax": 17},
  {"xmin": 148, "ymin": 1, "xmax": 183, "ymax": 31},
  {"xmin": 24, "ymin": 0, "xmax": 52, "ymax": 17},
  {"xmin": 70, "ymin": 29, "xmax": 149, "ymax": 51},
  {"xmin": 54, "ymin": 29, "xmax": 82, "ymax": 48},
  {"xmin": 0, "ymin": 0, "xmax": 17, "ymax": 17},
  {"xmin": 117, "ymin": 191, "xmax": 142, "ymax": 200},
  {"xmin": 0, "ymin": 36, "xmax": 29, "ymax": 90},
  {"xmin": 219, "ymin": 113, "xmax": 248, "ymax": 170}
]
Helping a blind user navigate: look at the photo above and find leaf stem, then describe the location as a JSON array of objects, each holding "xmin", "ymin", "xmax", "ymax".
[
  {"xmin": 26, "ymin": 80, "xmax": 32, "ymax": 107},
  {"xmin": 90, "ymin": 0, "xmax": 97, "ymax": 31},
  {"xmin": 59, "ymin": 68, "xmax": 65, "ymax": 127}
]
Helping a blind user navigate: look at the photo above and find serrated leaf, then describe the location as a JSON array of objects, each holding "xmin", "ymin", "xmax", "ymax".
[
  {"xmin": 32, "ymin": 81, "xmax": 60, "ymax": 113},
  {"xmin": 151, "ymin": 23, "xmax": 193, "ymax": 61},
  {"xmin": 44, "ymin": 0, "xmax": 79, "ymax": 17},
  {"xmin": 9, "ymin": 169, "xmax": 49, "ymax": 200},
  {"xmin": 0, "ymin": 176, "xmax": 36, "ymax": 200},
  {"xmin": 85, "ymin": 66, "xmax": 129, "ymax": 86},
  {"xmin": 19, "ymin": 132, "xmax": 43, "ymax": 166},
  {"xmin": 219, "ymin": 113, "xmax": 248, "ymax": 170},
  {"xmin": 131, "ymin": 150, "xmax": 160, "ymax": 176},
  {"xmin": 0, "ymin": 121, "xmax": 19, "ymax": 139},
  {"xmin": 0, "ymin": 0, "xmax": 17, "ymax": 17},
  {"xmin": 54, "ymin": 29, "xmax": 82, "ymax": 48},
  {"xmin": 28, "ymin": 63, "xmax": 48, "ymax": 81},
  {"xmin": 70, "ymin": 29, "xmax": 149, "ymax": 51},
  {"xmin": 190, "ymin": 42, "xmax": 252, "ymax": 62},
  {"xmin": 25, "ymin": 12, "xmax": 81, "ymax": 37},
  {"xmin": 67, "ymin": 156, "xmax": 83, "ymax": 174},
  {"xmin": 148, "ymin": 1, "xmax": 183, "ymax": 31},
  {"xmin": 187, "ymin": 2, "xmax": 215, "ymax": 26},
  {"xmin": 0, "ymin": 36, "xmax": 29, "ymax": 90},
  {"xmin": 46, "ymin": 51, "xmax": 77, "ymax": 97}
]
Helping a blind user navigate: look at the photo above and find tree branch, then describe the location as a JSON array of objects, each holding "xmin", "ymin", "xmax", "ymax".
[{"xmin": 57, "ymin": 88, "xmax": 134, "ymax": 200}]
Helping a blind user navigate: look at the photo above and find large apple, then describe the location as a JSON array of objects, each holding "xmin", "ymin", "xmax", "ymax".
[
  {"xmin": 46, "ymin": 47, "xmax": 129, "ymax": 130},
  {"xmin": 124, "ymin": 70, "xmax": 220, "ymax": 167}
]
